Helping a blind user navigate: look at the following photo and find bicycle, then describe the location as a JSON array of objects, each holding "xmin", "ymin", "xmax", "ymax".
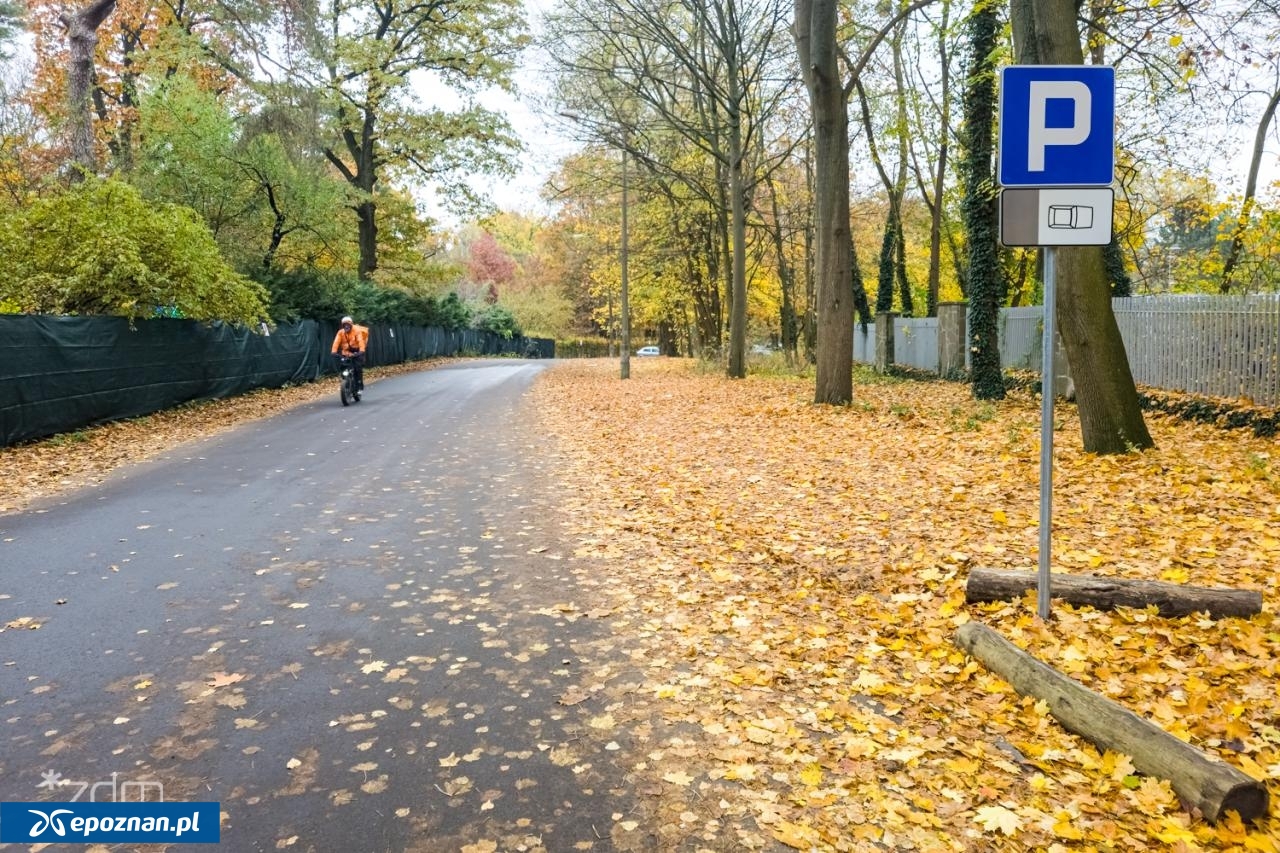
[{"xmin": 337, "ymin": 355, "xmax": 362, "ymax": 406}]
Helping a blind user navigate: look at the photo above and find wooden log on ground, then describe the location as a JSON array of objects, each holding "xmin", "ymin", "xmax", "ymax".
[
  {"xmin": 954, "ymin": 621, "xmax": 1269, "ymax": 824},
  {"xmin": 965, "ymin": 567, "xmax": 1262, "ymax": 620}
]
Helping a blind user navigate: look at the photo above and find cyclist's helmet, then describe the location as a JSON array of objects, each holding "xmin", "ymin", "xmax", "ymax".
[{"xmin": 341, "ymin": 316, "xmax": 353, "ymax": 327}]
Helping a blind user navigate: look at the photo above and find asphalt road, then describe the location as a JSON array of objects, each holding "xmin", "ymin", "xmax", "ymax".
[{"xmin": 0, "ymin": 360, "xmax": 640, "ymax": 852}]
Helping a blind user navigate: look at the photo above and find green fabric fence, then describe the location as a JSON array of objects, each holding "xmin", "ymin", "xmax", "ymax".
[{"xmin": 0, "ymin": 316, "xmax": 553, "ymax": 447}]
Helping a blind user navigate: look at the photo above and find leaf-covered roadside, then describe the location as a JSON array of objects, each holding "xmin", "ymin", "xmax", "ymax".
[{"xmin": 532, "ymin": 359, "xmax": 1280, "ymax": 851}]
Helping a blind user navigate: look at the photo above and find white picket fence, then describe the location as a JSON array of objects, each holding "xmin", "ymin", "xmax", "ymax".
[{"xmin": 854, "ymin": 294, "xmax": 1280, "ymax": 406}]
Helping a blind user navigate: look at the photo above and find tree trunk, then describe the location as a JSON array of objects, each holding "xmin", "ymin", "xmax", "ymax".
[
  {"xmin": 1012, "ymin": 0, "xmax": 1152, "ymax": 452},
  {"xmin": 955, "ymin": 622, "xmax": 1269, "ymax": 824},
  {"xmin": 965, "ymin": 568, "xmax": 1263, "ymax": 619},
  {"xmin": 960, "ymin": 0, "xmax": 1004, "ymax": 400},
  {"xmin": 702, "ymin": 211, "xmax": 725, "ymax": 350},
  {"xmin": 716, "ymin": 165, "xmax": 733, "ymax": 356},
  {"xmin": 264, "ymin": 204, "xmax": 287, "ymax": 271},
  {"xmin": 1084, "ymin": 0, "xmax": 1119, "ymax": 297},
  {"xmin": 65, "ymin": 0, "xmax": 118, "ymax": 180},
  {"xmin": 1056, "ymin": 246, "xmax": 1152, "ymax": 450},
  {"xmin": 356, "ymin": 199, "xmax": 378, "ymax": 280},
  {"xmin": 856, "ymin": 78, "xmax": 899, "ymax": 317},
  {"xmin": 621, "ymin": 148, "xmax": 632, "ymax": 379},
  {"xmin": 797, "ymin": 0, "xmax": 855, "ymax": 404},
  {"xmin": 925, "ymin": 157, "xmax": 944, "ymax": 318},
  {"xmin": 766, "ymin": 177, "xmax": 800, "ymax": 355},
  {"xmin": 105, "ymin": 21, "xmax": 143, "ymax": 174},
  {"xmin": 892, "ymin": 36, "xmax": 912, "ymax": 318},
  {"xmin": 925, "ymin": 0, "xmax": 952, "ymax": 318},
  {"xmin": 803, "ymin": 137, "xmax": 818, "ymax": 360},
  {"xmin": 726, "ymin": 73, "xmax": 748, "ymax": 379}
]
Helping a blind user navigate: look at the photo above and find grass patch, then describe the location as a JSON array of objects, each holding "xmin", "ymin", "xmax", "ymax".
[
  {"xmin": 47, "ymin": 430, "xmax": 90, "ymax": 446},
  {"xmin": 950, "ymin": 402, "xmax": 998, "ymax": 431},
  {"xmin": 749, "ymin": 351, "xmax": 813, "ymax": 378}
]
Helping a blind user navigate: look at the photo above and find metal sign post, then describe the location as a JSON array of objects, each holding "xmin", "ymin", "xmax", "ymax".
[{"xmin": 1037, "ymin": 248, "xmax": 1057, "ymax": 620}]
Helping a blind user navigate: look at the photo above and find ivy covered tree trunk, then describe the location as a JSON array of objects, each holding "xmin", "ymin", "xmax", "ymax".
[
  {"xmin": 850, "ymin": 230, "xmax": 871, "ymax": 329},
  {"xmin": 1013, "ymin": 0, "xmax": 1153, "ymax": 453},
  {"xmin": 857, "ymin": 49, "xmax": 911, "ymax": 320},
  {"xmin": 876, "ymin": 208, "xmax": 897, "ymax": 314},
  {"xmin": 895, "ymin": 214, "xmax": 912, "ymax": 317},
  {"xmin": 960, "ymin": 0, "xmax": 1005, "ymax": 400}
]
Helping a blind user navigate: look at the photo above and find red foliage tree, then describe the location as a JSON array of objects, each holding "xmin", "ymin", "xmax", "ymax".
[{"xmin": 468, "ymin": 231, "xmax": 517, "ymax": 291}]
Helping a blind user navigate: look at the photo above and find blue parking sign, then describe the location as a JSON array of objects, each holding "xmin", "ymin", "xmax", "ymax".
[{"xmin": 999, "ymin": 66, "xmax": 1114, "ymax": 186}]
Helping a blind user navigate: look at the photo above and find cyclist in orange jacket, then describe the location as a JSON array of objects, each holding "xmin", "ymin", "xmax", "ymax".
[{"xmin": 331, "ymin": 316, "xmax": 369, "ymax": 391}]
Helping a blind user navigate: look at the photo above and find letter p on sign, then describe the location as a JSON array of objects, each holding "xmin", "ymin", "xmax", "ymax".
[
  {"xmin": 999, "ymin": 66, "xmax": 1114, "ymax": 187},
  {"xmin": 1027, "ymin": 81, "xmax": 1091, "ymax": 171}
]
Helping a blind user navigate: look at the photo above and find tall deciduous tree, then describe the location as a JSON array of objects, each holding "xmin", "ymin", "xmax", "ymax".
[
  {"xmin": 1011, "ymin": 0, "xmax": 1152, "ymax": 453},
  {"xmin": 134, "ymin": 75, "xmax": 351, "ymax": 273},
  {"xmin": 298, "ymin": 0, "xmax": 526, "ymax": 280},
  {"xmin": 27, "ymin": 0, "xmax": 255, "ymax": 180},
  {"xmin": 796, "ymin": 0, "xmax": 853, "ymax": 404},
  {"xmin": 797, "ymin": 0, "xmax": 936, "ymax": 403},
  {"xmin": 1219, "ymin": 86, "xmax": 1280, "ymax": 294},
  {"xmin": 902, "ymin": 0, "xmax": 957, "ymax": 317}
]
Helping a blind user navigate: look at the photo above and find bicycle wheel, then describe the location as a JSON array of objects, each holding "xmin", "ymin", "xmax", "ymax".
[{"xmin": 340, "ymin": 373, "xmax": 351, "ymax": 406}]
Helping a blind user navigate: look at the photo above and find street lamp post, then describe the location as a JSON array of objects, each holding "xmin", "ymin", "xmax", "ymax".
[{"xmin": 620, "ymin": 148, "xmax": 630, "ymax": 380}]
